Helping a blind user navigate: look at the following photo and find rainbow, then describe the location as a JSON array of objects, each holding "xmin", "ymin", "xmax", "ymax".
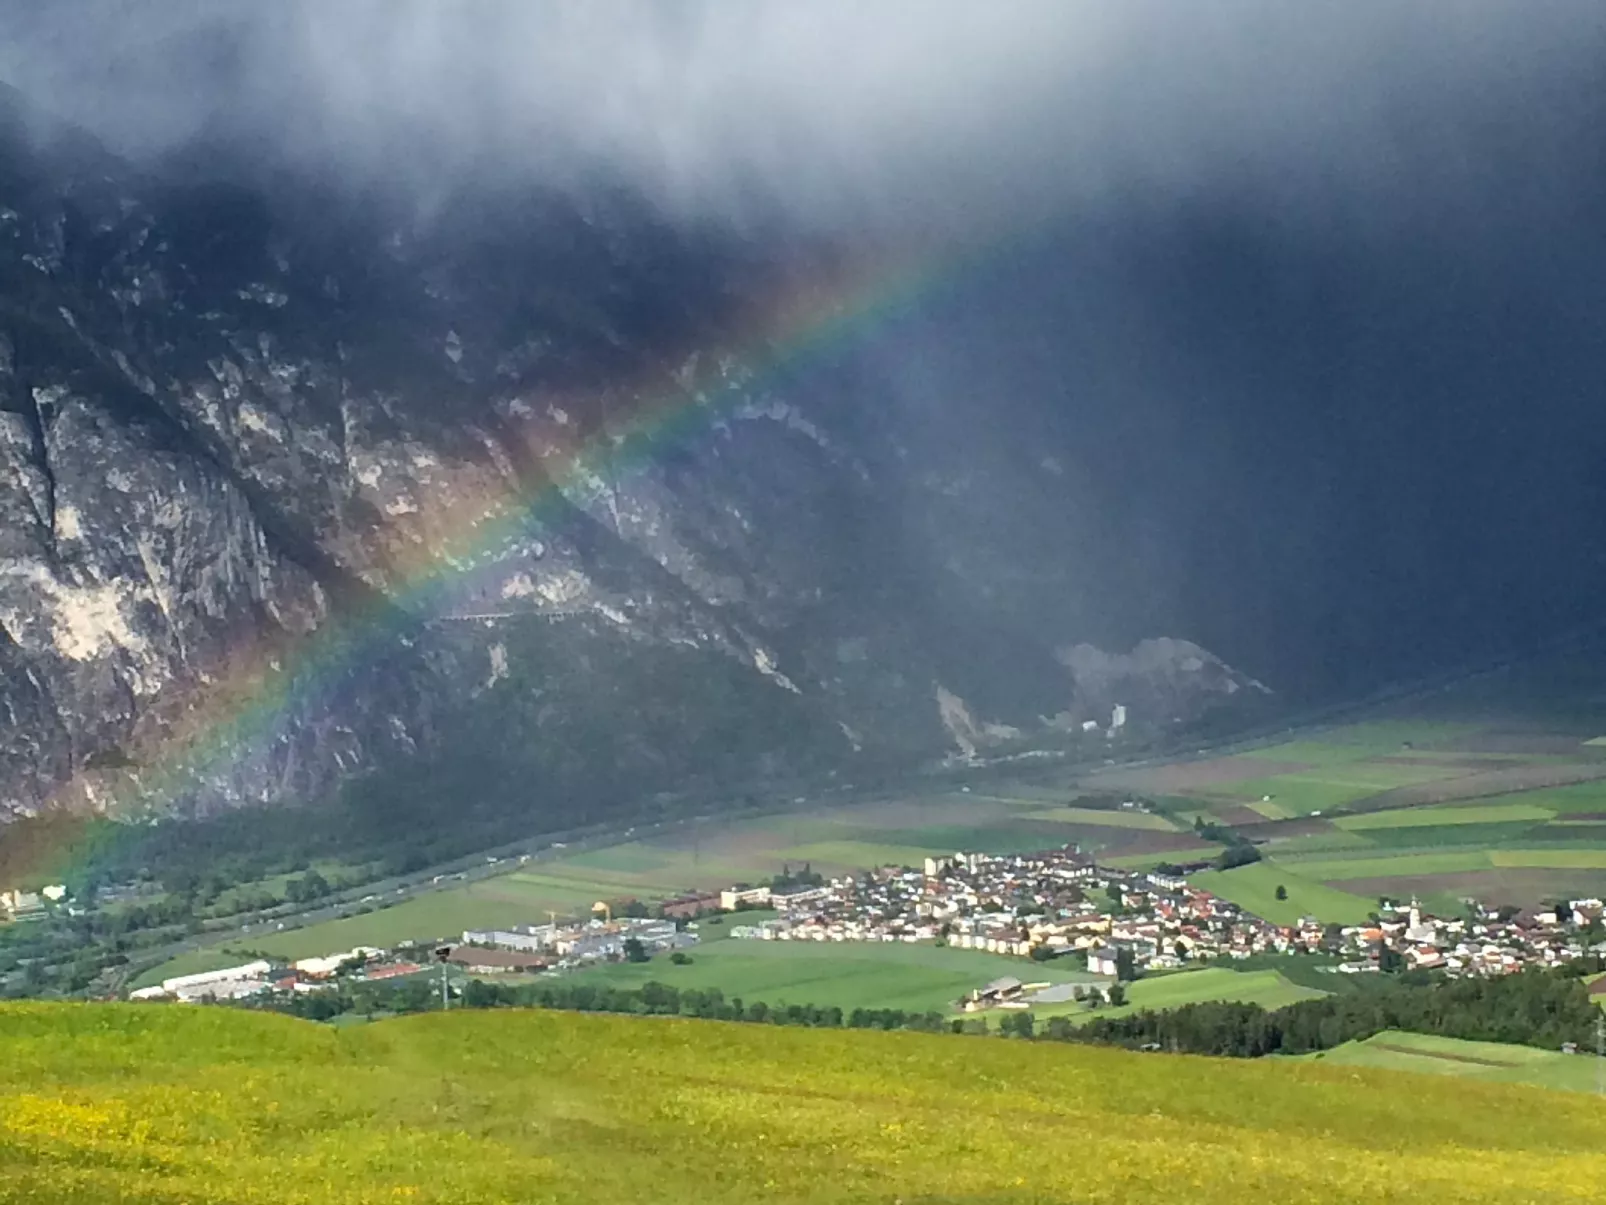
[{"xmin": 0, "ymin": 239, "xmax": 960, "ymax": 888}]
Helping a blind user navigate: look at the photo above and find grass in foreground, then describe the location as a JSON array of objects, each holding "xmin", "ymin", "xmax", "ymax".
[{"xmin": 3, "ymin": 1003, "xmax": 1606, "ymax": 1204}]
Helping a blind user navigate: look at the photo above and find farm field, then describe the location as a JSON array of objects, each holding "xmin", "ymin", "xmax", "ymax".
[
  {"xmin": 1188, "ymin": 863, "xmax": 1375, "ymax": 926},
  {"xmin": 568, "ymin": 931, "xmax": 1106, "ymax": 1014},
  {"xmin": 1023, "ymin": 805, "xmax": 1178, "ymax": 830},
  {"xmin": 6, "ymin": 1003, "xmax": 1604, "ymax": 1205},
  {"xmin": 1089, "ymin": 717, "xmax": 1606, "ymax": 914},
  {"xmin": 529, "ymin": 791, "xmax": 1208, "ymax": 903},
  {"xmin": 1050, "ymin": 965, "xmax": 1329, "ymax": 1022},
  {"xmin": 1304, "ymin": 1030, "xmax": 1603, "ymax": 1093}
]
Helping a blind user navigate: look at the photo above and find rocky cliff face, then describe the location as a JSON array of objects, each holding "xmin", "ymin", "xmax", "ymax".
[{"xmin": 0, "ymin": 88, "xmax": 1268, "ymax": 828}]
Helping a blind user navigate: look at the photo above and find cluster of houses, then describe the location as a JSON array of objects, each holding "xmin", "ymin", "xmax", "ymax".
[
  {"xmin": 720, "ymin": 846, "xmax": 1606, "ymax": 997},
  {"xmin": 1314, "ymin": 897, "xmax": 1606, "ymax": 975},
  {"xmin": 725, "ymin": 847, "xmax": 1285, "ymax": 975}
]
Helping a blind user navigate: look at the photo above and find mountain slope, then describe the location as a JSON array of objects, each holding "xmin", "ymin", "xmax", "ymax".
[
  {"xmin": 0, "ymin": 1002, "xmax": 1602, "ymax": 1204},
  {"xmin": 0, "ymin": 88, "xmax": 1268, "ymax": 828}
]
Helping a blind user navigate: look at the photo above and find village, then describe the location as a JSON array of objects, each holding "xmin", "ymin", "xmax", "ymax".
[
  {"xmin": 722, "ymin": 847, "xmax": 1606, "ymax": 993},
  {"xmin": 116, "ymin": 840, "xmax": 1606, "ymax": 1010}
]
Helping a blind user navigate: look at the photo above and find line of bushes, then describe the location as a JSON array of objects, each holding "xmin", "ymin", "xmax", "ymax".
[{"xmin": 244, "ymin": 957, "xmax": 1606, "ymax": 1057}]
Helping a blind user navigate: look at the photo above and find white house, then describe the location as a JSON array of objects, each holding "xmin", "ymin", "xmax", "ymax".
[
  {"xmin": 720, "ymin": 886, "xmax": 772, "ymax": 911},
  {"xmin": 1087, "ymin": 947, "xmax": 1122, "ymax": 977}
]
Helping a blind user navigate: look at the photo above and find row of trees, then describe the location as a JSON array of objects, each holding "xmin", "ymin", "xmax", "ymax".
[
  {"xmin": 1189, "ymin": 816, "xmax": 1263, "ymax": 869},
  {"xmin": 256, "ymin": 976, "xmax": 958, "ymax": 1034},
  {"xmin": 239, "ymin": 957, "xmax": 1605, "ymax": 1061},
  {"xmin": 771, "ymin": 862, "xmax": 825, "ymax": 890},
  {"xmin": 1068, "ymin": 965, "xmax": 1600, "ymax": 1056}
]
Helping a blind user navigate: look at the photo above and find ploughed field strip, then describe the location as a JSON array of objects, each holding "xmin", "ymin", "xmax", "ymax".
[{"xmin": 3, "ymin": 1003, "xmax": 1605, "ymax": 1205}]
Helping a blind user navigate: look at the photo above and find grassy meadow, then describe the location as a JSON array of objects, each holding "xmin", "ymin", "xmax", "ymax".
[
  {"xmin": 1187, "ymin": 862, "xmax": 1376, "ymax": 926},
  {"xmin": 568, "ymin": 931, "xmax": 1105, "ymax": 1013},
  {"xmin": 2, "ymin": 1002, "xmax": 1605, "ymax": 1204},
  {"xmin": 1069, "ymin": 965, "xmax": 1327, "ymax": 1021},
  {"xmin": 1305, "ymin": 1029, "xmax": 1605, "ymax": 1093}
]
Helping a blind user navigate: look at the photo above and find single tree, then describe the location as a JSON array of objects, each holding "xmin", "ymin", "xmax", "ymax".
[{"xmin": 1275, "ymin": 884, "xmax": 1288, "ymax": 902}]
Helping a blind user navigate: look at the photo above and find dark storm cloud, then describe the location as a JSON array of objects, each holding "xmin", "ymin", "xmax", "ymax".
[
  {"xmin": 0, "ymin": 2, "xmax": 1602, "ymax": 231},
  {"xmin": 1, "ymin": 1, "xmax": 1604, "ymax": 703}
]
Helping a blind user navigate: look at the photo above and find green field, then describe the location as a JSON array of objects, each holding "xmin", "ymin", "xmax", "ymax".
[
  {"xmin": 570, "ymin": 935, "xmax": 1103, "ymax": 1014},
  {"xmin": 1106, "ymin": 716, "xmax": 1606, "ymax": 911},
  {"xmin": 1276, "ymin": 848, "xmax": 1606, "ymax": 881},
  {"xmin": 1214, "ymin": 765, "xmax": 1453, "ymax": 813},
  {"xmin": 1066, "ymin": 966, "xmax": 1327, "ymax": 1021},
  {"xmin": 1190, "ymin": 861, "xmax": 1376, "ymax": 925},
  {"xmin": 1024, "ymin": 806, "xmax": 1180, "ymax": 831},
  {"xmin": 1490, "ymin": 848, "xmax": 1606, "ymax": 869},
  {"xmin": 1237, "ymin": 722, "xmax": 1484, "ymax": 764},
  {"xmin": 1334, "ymin": 801, "xmax": 1558, "ymax": 829},
  {"xmin": 1305, "ymin": 1030, "xmax": 1604, "ymax": 1093},
  {"xmin": 3, "ymin": 1002, "xmax": 1603, "ymax": 1204}
]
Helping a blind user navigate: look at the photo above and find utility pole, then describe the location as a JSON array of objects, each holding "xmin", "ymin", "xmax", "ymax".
[{"xmin": 434, "ymin": 946, "xmax": 452, "ymax": 1012}]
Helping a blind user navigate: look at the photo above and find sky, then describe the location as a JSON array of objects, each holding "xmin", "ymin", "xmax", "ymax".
[{"xmin": 2, "ymin": 2, "xmax": 1605, "ymax": 699}]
